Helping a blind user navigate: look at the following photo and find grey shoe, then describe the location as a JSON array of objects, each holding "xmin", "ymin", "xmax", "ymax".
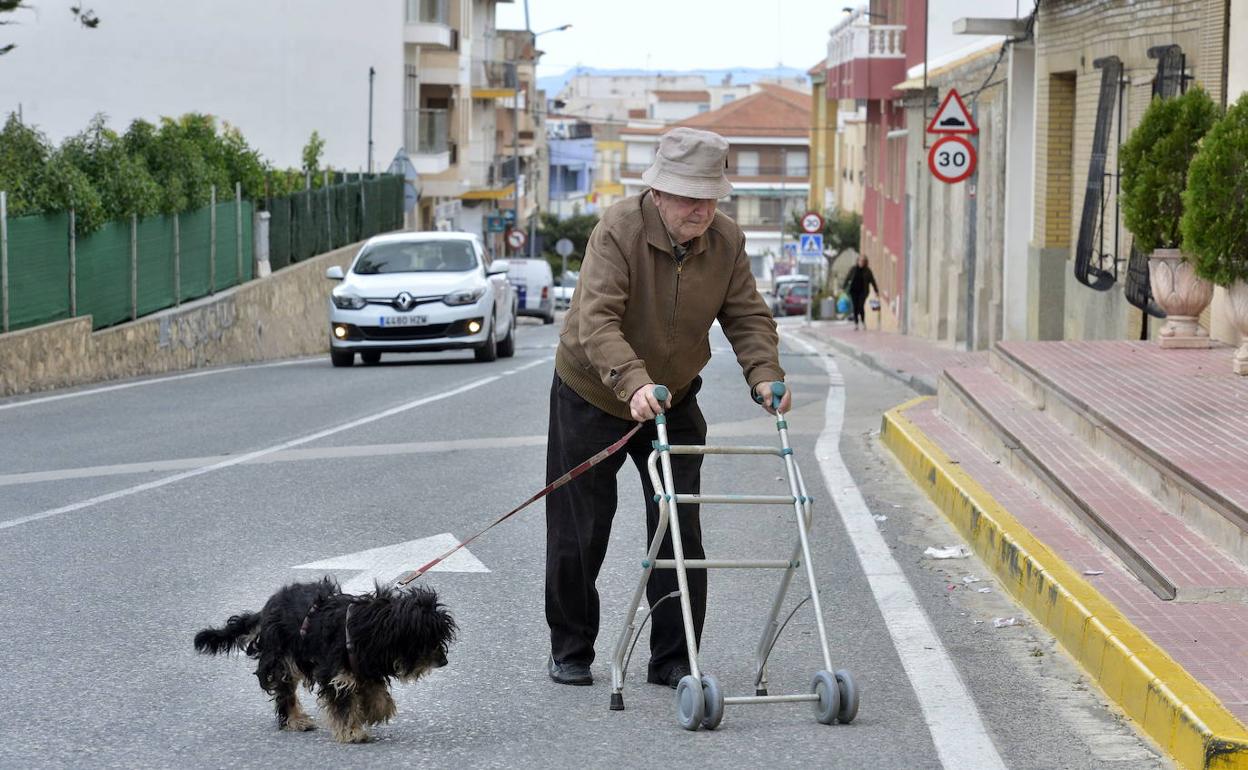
[{"xmin": 548, "ymin": 656, "xmax": 593, "ymax": 686}]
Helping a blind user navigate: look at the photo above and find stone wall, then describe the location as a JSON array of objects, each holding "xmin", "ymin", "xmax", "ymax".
[{"xmin": 0, "ymin": 242, "xmax": 361, "ymax": 397}]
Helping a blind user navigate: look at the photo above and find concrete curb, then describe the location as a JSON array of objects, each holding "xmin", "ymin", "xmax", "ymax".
[
  {"xmin": 881, "ymin": 397, "xmax": 1248, "ymax": 770},
  {"xmin": 790, "ymin": 326, "xmax": 936, "ymax": 395}
]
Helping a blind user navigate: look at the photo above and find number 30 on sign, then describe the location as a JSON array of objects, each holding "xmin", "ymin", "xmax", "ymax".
[{"xmin": 927, "ymin": 135, "xmax": 976, "ymax": 184}]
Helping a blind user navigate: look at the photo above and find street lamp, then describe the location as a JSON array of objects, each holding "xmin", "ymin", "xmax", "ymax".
[{"xmin": 516, "ymin": 22, "xmax": 572, "ymax": 258}]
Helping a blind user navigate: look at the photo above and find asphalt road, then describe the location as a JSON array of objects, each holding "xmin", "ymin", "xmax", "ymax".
[{"xmin": 0, "ymin": 315, "xmax": 1168, "ymax": 769}]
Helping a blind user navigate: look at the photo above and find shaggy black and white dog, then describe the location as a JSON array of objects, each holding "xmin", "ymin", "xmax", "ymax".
[{"xmin": 194, "ymin": 578, "xmax": 455, "ymax": 743}]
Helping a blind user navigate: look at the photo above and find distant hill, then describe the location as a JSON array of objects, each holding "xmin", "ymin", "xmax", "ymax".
[{"xmin": 538, "ymin": 66, "xmax": 809, "ymax": 97}]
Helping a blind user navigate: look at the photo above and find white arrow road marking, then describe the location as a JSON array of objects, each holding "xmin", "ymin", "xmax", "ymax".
[
  {"xmin": 294, "ymin": 534, "xmax": 489, "ymax": 594},
  {"xmin": 782, "ymin": 331, "xmax": 1004, "ymax": 769}
]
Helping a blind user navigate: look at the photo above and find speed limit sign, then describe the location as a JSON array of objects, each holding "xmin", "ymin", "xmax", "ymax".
[
  {"xmin": 928, "ymin": 135, "xmax": 976, "ymax": 184},
  {"xmin": 800, "ymin": 211, "xmax": 824, "ymax": 234}
]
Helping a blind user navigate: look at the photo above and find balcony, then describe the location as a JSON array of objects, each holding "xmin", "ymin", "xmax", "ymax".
[
  {"xmin": 405, "ymin": 108, "xmax": 453, "ymax": 174},
  {"xmin": 471, "ymin": 61, "xmax": 518, "ymax": 100},
  {"xmin": 404, "ymin": 0, "xmax": 456, "ymax": 48},
  {"xmin": 825, "ymin": 9, "xmax": 907, "ymax": 101}
]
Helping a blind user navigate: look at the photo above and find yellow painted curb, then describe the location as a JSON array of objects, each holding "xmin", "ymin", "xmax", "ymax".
[{"xmin": 881, "ymin": 398, "xmax": 1248, "ymax": 770}]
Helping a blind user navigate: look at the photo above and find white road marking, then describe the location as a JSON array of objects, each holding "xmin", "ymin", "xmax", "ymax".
[
  {"xmin": 783, "ymin": 331, "xmax": 1005, "ymax": 769},
  {"xmin": 0, "ymin": 357, "xmax": 553, "ymax": 531},
  {"xmin": 294, "ymin": 534, "xmax": 489, "ymax": 594},
  {"xmin": 0, "ymin": 358, "xmax": 315, "ymax": 412}
]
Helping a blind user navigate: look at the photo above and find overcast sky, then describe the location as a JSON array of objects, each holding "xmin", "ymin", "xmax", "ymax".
[
  {"xmin": 3, "ymin": 1, "xmax": 1026, "ymax": 85},
  {"xmin": 495, "ymin": 0, "xmax": 839, "ymax": 78}
]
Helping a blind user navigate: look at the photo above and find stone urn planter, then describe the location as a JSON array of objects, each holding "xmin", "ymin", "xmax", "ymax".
[
  {"xmin": 1228, "ymin": 280, "xmax": 1248, "ymax": 375},
  {"xmin": 1148, "ymin": 248, "xmax": 1214, "ymax": 348}
]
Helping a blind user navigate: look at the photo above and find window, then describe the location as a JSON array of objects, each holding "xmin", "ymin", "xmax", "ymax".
[
  {"xmin": 722, "ymin": 94, "xmax": 736, "ymax": 104},
  {"xmin": 785, "ymin": 150, "xmax": 808, "ymax": 177},
  {"xmin": 758, "ymin": 198, "xmax": 782, "ymax": 225},
  {"xmin": 736, "ymin": 150, "xmax": 759, "ymax": 176},
  {"xmin": 697, "ymin": 104, "xmax": 709, "ymax": 113}
]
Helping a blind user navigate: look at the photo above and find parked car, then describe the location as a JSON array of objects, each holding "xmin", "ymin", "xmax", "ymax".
[
  {"xmin": 770, "ymin": 275, "xmax": 811, "ymax": 316},
  {"xmin": 778, "ymin": 282, "xmax": 811, "ymax": 316},
  {"xmin": 505, "ymin": 258, "xmax": 556, "ymax": 324},
  {"xmin": 325, "ymin": 232, "xmax": 517, "ymax": 366},
  {"xmin": 553, "ymin": 270, "xmax": 578, "ymax": 310}
]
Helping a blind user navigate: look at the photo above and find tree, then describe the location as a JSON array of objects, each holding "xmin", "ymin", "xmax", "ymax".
[
  {"xmin": 0, "ymin": 112, "xmax": 51, "ymax": 215},
  {"xmin": 537, "ymin": 210, "xmax": 598, "ymax": 275},
  {"xmin": 60, "ymin": 113, "xmax": 161, "ymax": 222},
  {"xmin": 302, "ymin": 130, "xmax": 325, "ymax": 175},
  {"xmin": 1, "ymin": 2, "xmax": 99, "ymax": 57}
]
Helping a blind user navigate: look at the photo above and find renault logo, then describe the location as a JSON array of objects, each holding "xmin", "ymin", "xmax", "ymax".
[{"xmin": 394, "ymin": 292, "xmax": 416, "ymax": 312}]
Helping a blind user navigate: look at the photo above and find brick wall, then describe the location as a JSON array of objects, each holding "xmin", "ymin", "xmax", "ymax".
[{"xmin": 1031, "ymin": 0, "xmax": 1228, "ymax": 341}]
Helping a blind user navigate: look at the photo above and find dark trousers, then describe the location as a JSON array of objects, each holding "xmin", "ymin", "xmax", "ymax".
[
  {"xmin": 851, "ymin": 292, "xmax": 867, "ymax": 325},
  {"xmin": 545, "ymin": 373, "xmax": 707, "ymax": 679}
]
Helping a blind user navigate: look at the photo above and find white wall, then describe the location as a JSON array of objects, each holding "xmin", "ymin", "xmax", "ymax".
[{"xmin": 0, "ymin": 0, "xmax": 405, "ymax": 171}]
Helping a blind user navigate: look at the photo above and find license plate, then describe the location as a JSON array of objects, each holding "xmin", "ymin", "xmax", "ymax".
[{"xmin": 379, "ymin": 315, "xmax": 427, "ymax": 327}]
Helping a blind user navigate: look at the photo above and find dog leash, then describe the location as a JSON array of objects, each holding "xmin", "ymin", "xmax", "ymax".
[{"xmin": 396, "ymin": 423, "xmax": 643, "ymax": 585}]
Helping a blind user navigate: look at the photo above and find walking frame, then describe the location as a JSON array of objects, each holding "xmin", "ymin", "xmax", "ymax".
[{"xmin": 608, "ymin": 383, "xmax": 859, "ymax": 731}]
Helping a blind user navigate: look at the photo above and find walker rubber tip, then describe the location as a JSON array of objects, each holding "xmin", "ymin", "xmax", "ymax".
[
  {"xmin": 755, "ymin": 688, "xmax": 768, "ymax": 697},
  {"xmin": 609, "ymin": 693, "xmax": 625, "ymax": 711}
]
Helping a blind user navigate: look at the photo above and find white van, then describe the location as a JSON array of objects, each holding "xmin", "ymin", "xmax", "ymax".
[{"xmin": 506, "ymin": 258, "xmax": 556, "ymax": 324}]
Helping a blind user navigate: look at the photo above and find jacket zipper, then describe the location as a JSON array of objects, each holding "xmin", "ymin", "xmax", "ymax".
[{"xmin": 664, "ymin": 257, "xmax": 682, "ymax": 371}]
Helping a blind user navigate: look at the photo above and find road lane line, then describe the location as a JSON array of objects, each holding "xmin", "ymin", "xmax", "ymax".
[
  {"xmin": 0, "ymin": 358, "xmax": 315, "ymax": 412},
  {"xmin": 782, "ymin": 331, "xmax": 1005, "ymax": 769},
  {"xmin": 0, "ymin": 357, "xmax": 553, "ymax": 531}
]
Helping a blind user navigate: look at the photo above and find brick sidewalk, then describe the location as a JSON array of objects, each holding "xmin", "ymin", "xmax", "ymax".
[{"xmin": 793, "ymin": 321, "xmax": 985, "ymax": 393}]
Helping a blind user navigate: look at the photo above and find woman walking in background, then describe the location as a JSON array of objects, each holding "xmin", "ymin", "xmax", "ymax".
[{"xmin": 842, "ymin": 255, "xmax": 879, "ymax": 330}]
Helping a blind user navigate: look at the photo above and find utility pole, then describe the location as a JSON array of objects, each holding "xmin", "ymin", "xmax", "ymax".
[{"xmin": 367, "ymin": 66, "xmax": 376, "ymax": 174}]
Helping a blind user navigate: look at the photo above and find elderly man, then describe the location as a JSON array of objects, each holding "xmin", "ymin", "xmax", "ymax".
[{"xmin": 545, "ymin": 127, "xmax": 791, "ymax": 688}]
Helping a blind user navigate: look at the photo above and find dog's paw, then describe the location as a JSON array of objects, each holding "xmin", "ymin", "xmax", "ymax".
[
  {"xmin": 282, "ymin": 715, "xmax": 316, "ymax": 732},
  {"xmin": 341, "ymin": 728, "xmax": 371, "ymax": 744}
]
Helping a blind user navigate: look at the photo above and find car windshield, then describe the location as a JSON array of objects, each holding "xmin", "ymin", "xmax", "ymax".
[{"xmin": 353, "ymin": 241, "xmax": 478, "ymax": 274}]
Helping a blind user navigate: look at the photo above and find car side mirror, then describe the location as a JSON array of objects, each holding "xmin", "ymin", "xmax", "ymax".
[{"xmin": 325, "ymin": 265, "xmax": 345, "ymax": 280}]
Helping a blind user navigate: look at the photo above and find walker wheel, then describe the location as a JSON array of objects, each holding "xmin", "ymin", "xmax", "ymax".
[
  {"xmin": 675, "ymin": 674, "xmax": 704, "ymax": 731},
  {"xmin": 835, "ymin": 669, "xmax": 859, "ymax": 724},
  {"xmin": 812, "ymin": 670, "xmax": 841, "ymax": 725},
  {"xmin": 700, "ymin": 674, "xmax": 724, "ymax": 730}
]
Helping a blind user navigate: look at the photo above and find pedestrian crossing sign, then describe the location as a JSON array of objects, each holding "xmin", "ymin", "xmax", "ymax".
[{"xmin": 799, "ymin": 233, "xmax": 823, "ymax": 258}]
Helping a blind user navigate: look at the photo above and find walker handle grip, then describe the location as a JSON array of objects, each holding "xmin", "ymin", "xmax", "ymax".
[
  {"xmin": 653, "ymin": 385, "xmax": 670, "ymax": 403},
  {"xmin": 753, "ymin": 381, "xmax": 786, "ymax": 410}
]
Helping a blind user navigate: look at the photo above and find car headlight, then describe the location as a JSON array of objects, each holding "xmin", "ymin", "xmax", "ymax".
[
  {"xmin": 444, "ymin": 287, "xmax": 486, "ymax": 306},
  {"xmin": 332, "ymin": 293, "xmax": 366, "ymax": 310}
]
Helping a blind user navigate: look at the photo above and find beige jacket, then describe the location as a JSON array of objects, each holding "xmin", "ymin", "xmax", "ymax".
[{"xmin": 555, "ymin": 191, "xmax": 784, "ymax": 420}]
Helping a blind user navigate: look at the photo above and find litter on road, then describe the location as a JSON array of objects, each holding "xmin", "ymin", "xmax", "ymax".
[
  {"xmin": 924, "ymin": 545, "xmax": 971, "ymax": 559},
  {"xmin": 994, "ymin": 617, "xmax": 1024, "ymax": 628},
  {"xmin": 1082, "ymin": 570, "xmax": 1105, "ymax": 576},
  {"xmin": 962, "ymin": 575, "xmax": 981, "ymax": 584}
]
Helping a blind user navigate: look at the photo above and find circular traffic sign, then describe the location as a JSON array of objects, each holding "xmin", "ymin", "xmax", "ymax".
[
  {"xmin": 555, "ymin": 237, "xmax": 574, "ymax": 257},
  {"xmin": 927, "ymin": 135, "xmax": 976, "ymax": 184},
  {"xmin": 801, "ymin": 211, "xmax": 824, "ymax": 234},
  {"xmin": 507, "ymin": 228, "xmax": 527, "ymax": 250}
]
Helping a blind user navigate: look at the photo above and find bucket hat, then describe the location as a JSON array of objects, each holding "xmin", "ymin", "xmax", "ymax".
[{"xmin": 641, "ymin": 127, "xmax": 732, "ymax": 199}]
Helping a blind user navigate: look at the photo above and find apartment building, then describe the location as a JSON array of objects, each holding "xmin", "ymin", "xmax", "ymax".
[
  {"xmin": 620, "ymin": 85, "xmax": 811, "ymax": 279},
  {"xmin": 406, "ymin": 0, "xmax": 547, "ymax": 255}
]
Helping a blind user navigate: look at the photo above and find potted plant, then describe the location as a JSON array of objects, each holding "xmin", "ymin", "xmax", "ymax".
[
  {"xmin": 1119, "ymin": 86, "xmax": 1220, "ymax": 348},
  {"xmin": 1182, "ymin": 91, "xmax": 1248, "ymax": 374}
]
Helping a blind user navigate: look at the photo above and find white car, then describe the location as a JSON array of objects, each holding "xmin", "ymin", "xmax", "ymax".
[{"xmin": 325, "ymin": 232, "xmax": 517, "ymax": 366}]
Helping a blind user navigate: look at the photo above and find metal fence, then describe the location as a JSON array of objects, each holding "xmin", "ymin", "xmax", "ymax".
[
  {"xmin": 0, "ymin": 174, "xmax": 404, "ymax": 335},
  {"xmin": 264, "ymin": 174, "xmax": 404, "ymax": 271},
  {"xmin": 0, "ymin": 186, "xmax": 253, "ymax": 333}
]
